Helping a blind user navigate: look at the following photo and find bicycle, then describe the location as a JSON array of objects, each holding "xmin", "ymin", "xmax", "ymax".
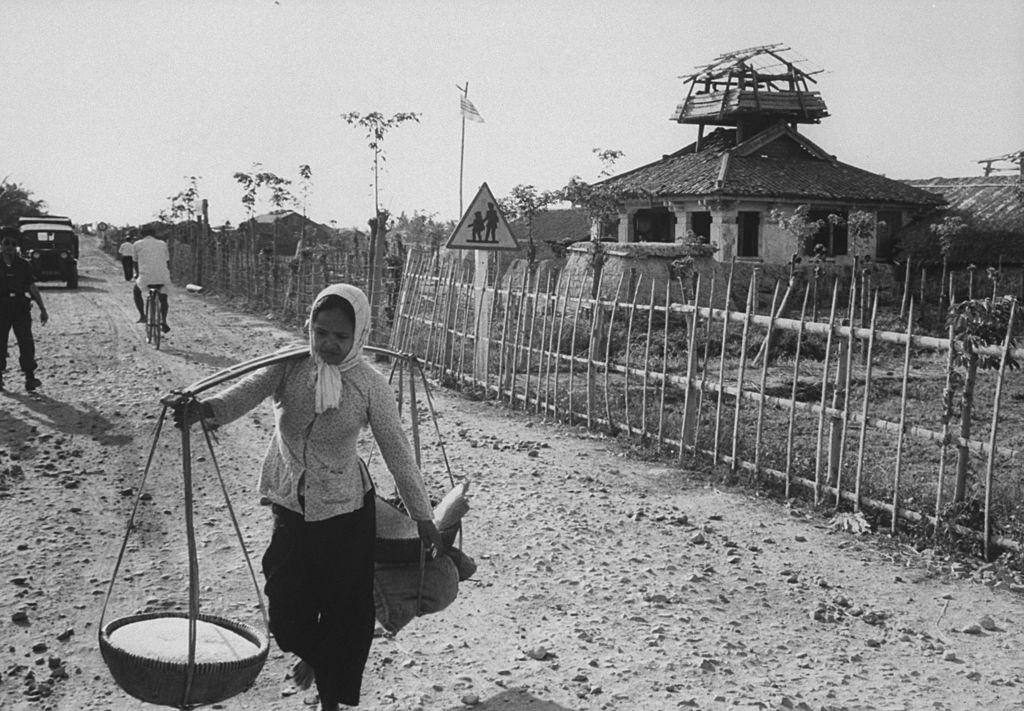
[{"xmin": 144, "ymin": 284, "xmax": 164, "ymax": 350}]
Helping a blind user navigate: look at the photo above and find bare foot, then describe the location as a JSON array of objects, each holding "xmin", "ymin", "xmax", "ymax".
[{"xmin": 293, "ymin": 659, "xmax": 315, "ymax": 690}]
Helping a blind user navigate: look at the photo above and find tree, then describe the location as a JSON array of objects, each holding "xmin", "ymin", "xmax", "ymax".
[
  {"xmin": 0, "ymin": 180, "xmax": 46, "ymax": 225},
  {"xmin": 945, "ymin": 296, "xmax": 1019, "ymax": 504},
  {"xmin": 499, "ymin": 184, "xmax": 556, "ymax": 271},
  {"xmin": 392, "ymin": 211, "xmax": 454, "ymax": 258},
  {"xmin": 555, "ymin": 149, "xmax": 631, "ymax": 298},
  {"xmin": 341, "ymin": 111, "xmax": 420, "ymax": 315}
]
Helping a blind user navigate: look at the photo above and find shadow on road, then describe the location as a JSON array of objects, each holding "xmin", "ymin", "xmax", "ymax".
[
  {"xmin": 442, "ymin": 689, "xmax": 575, "ymax": 710},
  {"xmin": 4, "ymin": 391, "xmax": 132, "ymax": 446}
]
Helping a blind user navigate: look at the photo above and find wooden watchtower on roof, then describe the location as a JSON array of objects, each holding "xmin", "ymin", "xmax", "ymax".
[{"xmin": 671, "ymin": 44, "xmax": 829, "ymax": 145}]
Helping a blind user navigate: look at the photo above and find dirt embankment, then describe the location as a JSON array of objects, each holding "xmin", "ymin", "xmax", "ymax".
[{"xmin": 2, "ymin": 237, "xmax": 1024, "ymax": 711}]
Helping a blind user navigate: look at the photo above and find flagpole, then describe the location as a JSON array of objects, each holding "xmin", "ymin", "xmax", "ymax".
[
  {"xmin": 457, "ymin": 82, "xmax": 468, "ymax": 216},
  {"xmin": 457, "ymin": 81, "xmax": 492, "ymax": 381}
]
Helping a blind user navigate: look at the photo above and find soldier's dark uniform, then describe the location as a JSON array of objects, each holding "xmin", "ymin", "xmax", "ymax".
[{"xmin": 0, "ymin": 231, "xmax": 43, "ymax": 390}]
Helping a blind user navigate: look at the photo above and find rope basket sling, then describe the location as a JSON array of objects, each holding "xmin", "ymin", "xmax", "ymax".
[
  {"xmin": 97, "ymin": 349, "xmax": 309, "ymax": 708},
  {"xmin": 372, "ymin": 352, "xmax": 464, "ymax": 563}
]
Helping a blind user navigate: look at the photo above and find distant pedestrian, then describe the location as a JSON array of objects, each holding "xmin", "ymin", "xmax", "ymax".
[
  {"xmin": 0, "ymin": 226, "xmax": 48, "ymax": 392},
  {"xmin": 118, "ymin": 234, "xmax": 135, "ymax": 281}
]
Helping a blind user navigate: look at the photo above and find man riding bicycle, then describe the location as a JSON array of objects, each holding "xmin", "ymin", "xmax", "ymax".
[{"xmin": 131, "ymin": 226, "xmax": 171, "ymax": 333}]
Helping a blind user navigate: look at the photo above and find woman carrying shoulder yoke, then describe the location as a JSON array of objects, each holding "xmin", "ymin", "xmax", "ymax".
[{"xmin": 176, "ymin": 283, "xmax": 443, "ymax": 710}]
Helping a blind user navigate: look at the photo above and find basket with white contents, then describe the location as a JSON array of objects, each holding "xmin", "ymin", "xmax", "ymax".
[{"xmin": 99, "ymin": 612, "xmax": 268, "ymax": 707}]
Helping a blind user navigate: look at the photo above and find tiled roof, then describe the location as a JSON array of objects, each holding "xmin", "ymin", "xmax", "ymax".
[
  {"xmin": 903, "ymin": 176, "xmax": 1023, "ymax": 232},
  {"xmin": 601, "ymin": 127, "xmax": 946, "ymax": 208}
]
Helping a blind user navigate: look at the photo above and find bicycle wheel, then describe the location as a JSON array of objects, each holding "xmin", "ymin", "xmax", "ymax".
[{"xmin": 147, "ymin": 293, "xmax": 161, "ymax": 350}]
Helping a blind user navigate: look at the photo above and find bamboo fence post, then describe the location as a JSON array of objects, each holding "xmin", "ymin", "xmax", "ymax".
[
  {"xmin": 935, "ymin": 277, "xmax": 957, "ymax": 529},
  {"xmin": 393, "ymin": 251, "xmax": 415, "ymax": 354},
  {"xmin": 496, "ymin": 278, "xmax": 515, "ymax": 404},
  {"xmin": 754, "ymin": 280, "xmax": 781, "ymax": 476},
  {"xmin": 532, "ymin": 272, "xmax": 555, "ymax": 414},
  {"xmin": 403, "ymin": 252, "xmax": 430, "ymax": 355},
  {"xmin": 813, "ymin": 280, "xmax": 841, "ymax": 504},
  {"xmin": 548, "ymin": 276, "xmax": 571, "ymax": 419},
  {"xmin": 640, "ymin": 279, "xmax": 657, "ymax": 438},
  {"xmin": 566, "ymin": 277, "xmax": 588, "ymax": 425},
  {"xmin": 535, "ymin": 284, "xmax": 552, "ymax": 415},
  {"xmin": 679, "ymin": 274, "xmax": 702, "ymax": 460},
  {"xmin": 919, "ymin": 265, "xmax": 927, "ymax": 324},
  {"xmin": 891, "ymin": 299, "xmax": 916, "ymax": 535},
  {"xmin": 713, "ymin": 259, "xmax": 737, "ymax": 464},
  {"xmin": 622, "ymin": 275, "xmax": 644, "ymax": 438},
  {"xmin": 453, "ymin": 258, "xmax": 471, "ymax": 380},
  {"xmin": 832, "ymin": 266, "xmax": 859, "ymax": 506},
  {"xmin": 900, "ymin": 258, "xmax": 912, "ymax": 321},
  {"xmin": 523, "ymin": 272, "xmax": 544, "ymax": 413},
  {"xmin": 785, "ymin": 286, "xmax": 811, "ymax": 498},
  {"xmin": 693, "ymin": 270, "xmax": 717, "ymax": 449},
  {"xmin": 437, "ymin": 259, "xmax": 460, "ymax": 374},
  {"xmin": 416, "ymin": 254, "xmax": 439, "ymax": 356},
  {"xmin": 657, "ymin": 279, "xmax": 672, "ymax": 445},
  {"xmin": 457, "ymin": 259, "xmax": 474, "ymax": 384},
  {"xmin": 982, "ymin": 299, "xmax": 1017, "ymax": 560},
  {"xmin": 954, "ymin": 339, "xmax": 980, "ymax": 503},
  {"xmin": 390, "ymin": 250, "xmax": 415, "ymax": 350},
  {"xmin": 585, "ymin": 271, "xmax": 606, "ymax": 429},
  {"xmin": 730, "ymin": 268, "xmax": 758, "ymax": 474},
  {"xmin": 423, "ymin": 259, "xmax": 447, "ymax": 365},
  {"xmin": 509, "ymin": 269, "xmax": 530, "ymax": 409},
  {"xmin": 967, "ymin": 264, "xmax": 975, "ymax": 300},
  {"xmin": 853, "ymin": 290, "xmax": 880, "ymax": 512},
  {"xmin": 604, "ymin": 274, "xmax": 625, "ymax": 433},
  {"xmin": 812, "ymin": 265, "xmax": 821, "ymax": 322},
  {"xmin": 939, "ymin": 256, "xmax": 948, "ymax": 314},
  {"xmin": 473, "ymin": 276, "xmax": 492, "ymax": 390}
]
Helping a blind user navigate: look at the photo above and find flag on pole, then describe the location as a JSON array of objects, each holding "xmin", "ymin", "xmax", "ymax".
[{"xmin": 460, "ymin": 95, "xmax": 485, "ymax": 123}]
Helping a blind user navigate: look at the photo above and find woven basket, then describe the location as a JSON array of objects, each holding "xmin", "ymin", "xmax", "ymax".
[
  {"xmin": 376, "ymin": 496, "xmax": 460, "ymax": 564},
  {"xmin": 99, "ymin": 612, "xmax": 269, "ymax": 708}
]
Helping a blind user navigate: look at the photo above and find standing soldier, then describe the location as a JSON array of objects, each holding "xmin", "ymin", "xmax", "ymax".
[
  {"xmin": 118, "ymin": 233, "xmax": 136, "ymax": 281},
  {"xmin": 0, "ymin": 226, "xmax": 48, "ymax": 392}
]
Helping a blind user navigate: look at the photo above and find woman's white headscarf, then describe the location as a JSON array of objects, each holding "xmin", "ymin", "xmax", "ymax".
[{"xmin": 308, "ymin": 284, "xmax": 371, "ymax": 413}]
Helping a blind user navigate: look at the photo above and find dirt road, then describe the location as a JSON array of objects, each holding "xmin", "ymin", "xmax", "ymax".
[{"xmin": 2, "ymin": 237, "xmax": 1023, "ymax": 711}]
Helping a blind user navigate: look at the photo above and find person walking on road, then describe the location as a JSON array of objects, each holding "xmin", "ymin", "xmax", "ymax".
[
  {"xmin": 131, "ymin": 226, "xmax": 171, "ymax": 332},
  {"xmin": 0, "ymin": 226, "xmax": 48, "ymax": 392},
  {"xmin": 173, "ymin": 283, "xmax": 444, "ymax": 711},
  {"xmin": 118, "ymin": 234, "xmax": 135, "ymax": 281}
]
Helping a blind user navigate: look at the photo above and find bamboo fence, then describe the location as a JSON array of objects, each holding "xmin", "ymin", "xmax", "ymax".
[{"xmin": 392, "ymin": 251, "xmax": 1024, "ymax": 556}]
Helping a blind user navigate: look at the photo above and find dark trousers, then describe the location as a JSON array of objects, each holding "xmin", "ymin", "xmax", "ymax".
[
  {"xmin": 0, "ymin": 303, "xmax": 36, "ymax": 376},
  {"xmin": 121, "ymin": 256, "xmax": 133, "ymax": 281},
  {"xmin": 263, "ymin": 493, "xmax": 376, "ymax": 708},
  {"xmin": 132, "ymin": 284, "xmax": 168, "ymax": 323}
]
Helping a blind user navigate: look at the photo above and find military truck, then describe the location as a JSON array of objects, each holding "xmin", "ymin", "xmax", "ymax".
[{"xmin": 18, "ymin": 215, "xmax": 79, "ymax": 288}]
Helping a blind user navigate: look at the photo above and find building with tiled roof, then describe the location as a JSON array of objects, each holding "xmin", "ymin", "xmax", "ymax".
[
  {"xmin": 595, "ymin": 45, "xmax": 946, "ymax": 264},
  {"xmin": 898, "ymin": 172, "xmax": 1024, "ymax": 265}
]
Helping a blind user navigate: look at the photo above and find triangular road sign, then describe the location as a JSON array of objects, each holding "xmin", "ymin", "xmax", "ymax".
[{"xmin": 445, "ymin": 183, "xmax": 520, "ymax": 251}]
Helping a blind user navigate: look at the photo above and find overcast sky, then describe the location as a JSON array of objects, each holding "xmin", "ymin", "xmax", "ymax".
[{"xmin": 2, "ymin": 0, "xmax": 1021, "ymax": 230}]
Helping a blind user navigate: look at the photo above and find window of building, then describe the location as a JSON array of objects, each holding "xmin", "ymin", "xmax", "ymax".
[
  {"xmin": 737, "ymin": 211, "xmax": 760, "ymax": 258},
  {"xmin": 690, "ymin": 212, "xmax": 711, "ymax": 243},
  {"xmin": 875, "ymin": 210, "xmax": 902, "ymax": 261},
  {"xmin": 632, "ymin": 207, "xmax": 674, "ymax": 243},
  {"xmin": 806, "ymin": 209, "xmax": 849, "ymax": 257}
]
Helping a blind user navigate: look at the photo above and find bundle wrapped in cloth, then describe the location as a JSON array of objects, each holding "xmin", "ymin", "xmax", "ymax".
[{"xmin": 373, "ymin": 481, "xmax": 476, "ymax": 634}]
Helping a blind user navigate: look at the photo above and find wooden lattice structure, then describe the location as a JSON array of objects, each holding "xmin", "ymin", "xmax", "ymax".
[
  {"xmin": 979, "ymin": 149, "xmax": 1024, "ymax": 178},
  {"xmin": 672, "ymin": 44, "xmax": 829, "ymax": 143}
]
